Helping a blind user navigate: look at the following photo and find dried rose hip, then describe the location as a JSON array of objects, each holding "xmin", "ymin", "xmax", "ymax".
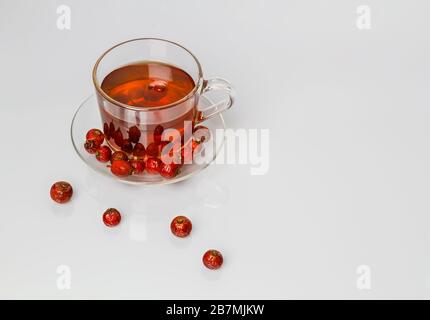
[
  {"xmin": 102, "ymin": 208, "xmax": 121, "ymax": 227},
  {"xmin": 50, "ymin": 181, "xmax": 73, "ymax": 204},
  {"xmin": 145, "ymin": 157, "xmax": 162, "ymax": 174},
  {"xmin": 95, "ymin": 146, "xmax": 112, "ymax": 163},
  {"xmin": 193, "ymin": 125, "xmax": 211, "ymax": 143},
  {"xmin": 128, "ymin": 126, "xmax": 141, "ymax": 144},
  {"xmin": 110, "ymin": 160, "xmax": 132, "ymax": 177},
  {"xmin": 111, "ymin": 151, "xmax": 129, "ymax": 163},
  {"xmin": 160, "ymin": 163, "xmax": 180, "ymax": 179},
  {"xmin": 84, "ymin": 140, "xmax": 98, "ymax": 154},
  {"xmin": 113, "ymin": 129, "xmax": 124, "ymax": 147},
  {"xmin": 144, "ymin": 80, "xmax": 168, "ymax": 101},
  {"xmin": 121, "ymin": 139, "xmax": 133, "ymax": 153},
  {"xmin": 109, "ymin": 122, "xmax": 116, "ymax": 139},
  {"xmin": 147, "ymin": 141, "xmax": 175, "ymax": 159},
  {"xmin": 170, "ymin": 216, "xmax": 192, "ymax": 238},
  {"xmin": 132, "ymin": 143, "xmax": 146, "ymax": 160},
  {"xmin": 103, "ymin": 123, "xmax": 110, "ymax": 140},
  {"xmin": 130, "ymin": 159, "xmax": 145, "ymax": 174},
  {"xmin": 146, "ymin": 142, "xmax": 160, "ymax": 158},
  {"xmin": 153, "ymin": 125, "xmax": 164, "ymax": 143},
  {"xmin": 202, "ymin": 250, "xmax": 223, "ymax": 270},
  {"xmin": 86, "ymin": 129, "xmax": 104, "ymax": 147}
]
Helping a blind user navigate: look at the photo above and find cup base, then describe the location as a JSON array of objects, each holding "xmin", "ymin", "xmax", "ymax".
[{"xmin": 71, "ymin": 95, "xmax": 226, "ymax": 185}]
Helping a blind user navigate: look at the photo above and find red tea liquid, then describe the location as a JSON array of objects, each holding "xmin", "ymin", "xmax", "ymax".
[
  {"xmin": 101, "ymin": 62, "xmax": 195, "ymax": 108},
  {"xmin": 98, "ymin": 61, "xmax": 197, "ymax": 151}
]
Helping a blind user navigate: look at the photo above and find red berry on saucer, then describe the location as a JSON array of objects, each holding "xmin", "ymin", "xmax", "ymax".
[
  {"xmin": 95, "ymin": 146, "xmax": 112, "ymax": 163},
  {"xmin": 128, "ymin": 126, "xmax": 141, "ymax": 144},
  {"xmin": 110, "ymin": 160, "xmax": 132, "ymax": 177},
  {"xmin": 86, "ymin": 128, "xmax": 104, "ymax": 147},
  {"xmin": 146, "ymin": 142, "xmax": 160, "ymax": 158},
  {"xmin": 84, "ymin": 140, "xmax": 98, "ymax": 154},
  {"xmin": 160, "ymin": 163, "xmax": 180, "ymax": 179},
  {"xmin": 103, "ymin": 208, "xmax": 121, "ymax": 227},
  {"xmin": 111, "ymin": 151, "xmax": 128, "ymax": 163},
  {"xmin": 203, "ymin": 250, "xmax": 223, "ymax": 270},
  {"xmin": 130, "ymin": 159, "xmax": 145, "ymax": 174},
  {"xmin": 50, "ymin": 181, "xmax": 73, "ymax": 204},
  {"xmin": 170, "ymin": 216, "xmax": 192, "ymax": 238},
  {"xmin": 132, "ymin": 143, "xmax": 146, "ymax": 160},
  {"xmin": 145, "ymin": 157, "xmax": 162, "ymax": 174}
]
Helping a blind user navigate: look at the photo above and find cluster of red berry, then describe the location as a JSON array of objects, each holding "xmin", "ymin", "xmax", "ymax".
[
  {"xmin": 49, "ymin": 182, "xmax": 223, "ymax": 270},
  {"xmin": 84, "ymin": 124, "xmax": 210, "ymax": 180}
]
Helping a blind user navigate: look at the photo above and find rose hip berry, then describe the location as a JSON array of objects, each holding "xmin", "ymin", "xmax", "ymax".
[
  {"xmin": 153, "ymin": 125, "xmax": 164, "ymax": 143},
  {"xmin": 132, "ymin": 143, "xmax": 146, "ymax": 160},
  {"xmin": 50, "ymin": 181, "xmax": 73, "ymax": 204},
  {"xmin": 102, "ymin": 208, "xmax": 121, "ymax": 227},
  {"xmin": 111, "ymin": 151, "xmax": 128, "ymax": 163},
  {"xmin": 95, "ymin": 146, "xmax": 112, "ymax": 163},
  {"xmin": 110, "ymin": 160, "xmax": 132, "ymax": 177},
  {"xmin": 145, "ymin": 157, "xmax": 162, "ymax": 174},
  {"xmin": 170, "ymin": 216, "xmax": 192, "ymax": 238},
  {"xmin": 202, "ymin": 250, "xmax": 224, "ymax": 270},
  {"xmin": 86, "ymin": 128, "xmax": 104, "ymax": 147},
  {"xmin": 146, "ymin": 142, "xmax": 160, "ymax": 158},
  {"xmin": 109, "ymin": 122, "xmax": 116, "ymax": 139},
  {"xmin": 160, "ymin": 163, "xmax": 180, "ymax": 179},
  {"xmin": 103, "ymin": 123, "xmax": 110, "ymax": 140},
  {"xmin": 84, "ymin": 140, "xmax": 98, "ymax": 154},
  {"xmin": 130, "ymin": 159, "xmax": 145, "ymax": 174},
  {"xmin": 128, "ymin": 126, "xmax": 141, "ymax": 144},
  {"xmin": 113, "ymin": 129, "xmax": 124, "ymax": 147},
  {"xmin": 121, "ymin": 139, "xmax": 134, "ymax": 153},
  {"xmin": 144, "ymin": 80, "xmax": 168, "ymax": 101}
]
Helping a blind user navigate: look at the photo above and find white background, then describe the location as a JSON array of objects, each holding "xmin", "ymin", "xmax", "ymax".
[{"xmin": 1, "ymin": 0, "xmax": 430, "ymax": 299}]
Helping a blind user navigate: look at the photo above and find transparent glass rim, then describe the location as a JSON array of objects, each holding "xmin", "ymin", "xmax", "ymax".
[{"xmin": 92, "ymin": 37, "xmax": 204, "ymax": 112}]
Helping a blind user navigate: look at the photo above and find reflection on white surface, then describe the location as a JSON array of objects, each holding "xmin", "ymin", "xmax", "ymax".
[
  {"xmin": 198, "ymin": 182, "xmax": 230, "ymax": 209},
  {"xmin": 201, "ymin": 267, "xmax": 223, "ymax": 281},
  {"xmin": 82, "ymin": 166, "xmax": 230, "ymax": 213},
  {"xmin": 50, "ymin": 202, "xmax": 75, "ymax": 218},
  {"xmin": 128, "ymin": 214, "xmax": 148, "ymax": 242}
]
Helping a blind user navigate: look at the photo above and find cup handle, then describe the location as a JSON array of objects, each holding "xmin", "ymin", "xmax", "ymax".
[{"xmin": 197, "ymin": 78, "xmax": 235, "ymax": 123}]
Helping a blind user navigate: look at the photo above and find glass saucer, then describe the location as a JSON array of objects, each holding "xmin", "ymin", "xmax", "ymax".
[{"xmin": 71, "ymin": 95, "xmax": 226, "ymax": 185}]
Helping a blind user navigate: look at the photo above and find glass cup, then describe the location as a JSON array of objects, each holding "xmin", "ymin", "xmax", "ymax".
[{"xmin": 92, "ymin": 38, "xmax": 235, "ymax": 151}]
